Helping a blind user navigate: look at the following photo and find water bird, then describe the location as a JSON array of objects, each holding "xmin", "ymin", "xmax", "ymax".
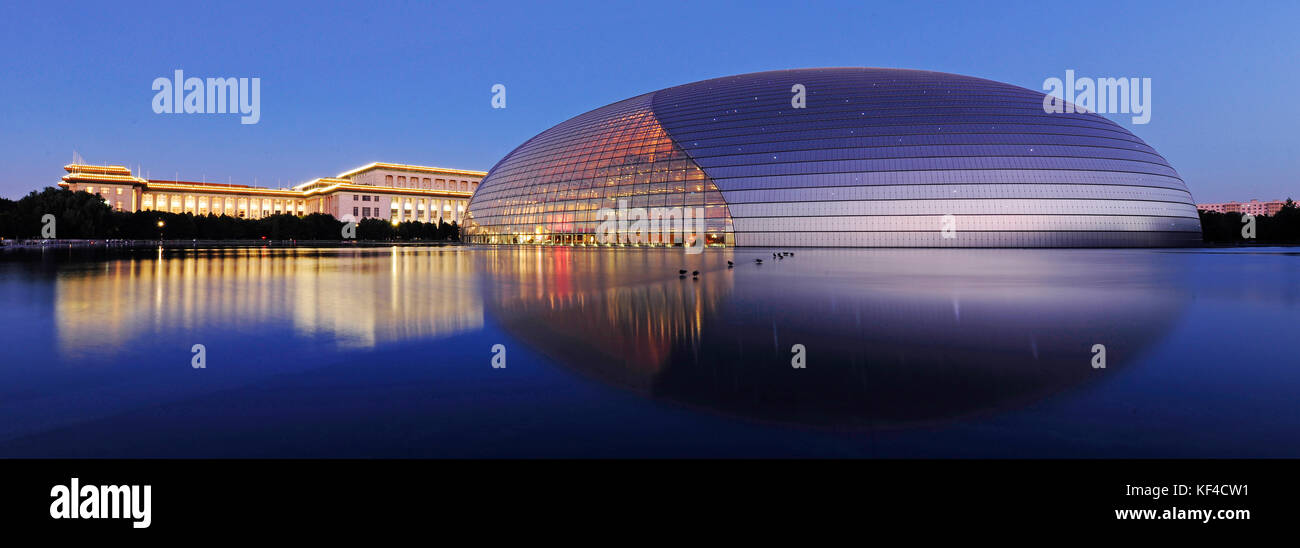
[
  {"xmin": 678, "ymin": 269, "xmax": 687, "ymax": 275},
  {"xmin": 726, "ymin": 260, "xmax": 734, "ymax": 268},
  {"xmin": 755, "ymin": 258, "xmax": 763, "ymax": 264},
  {"xmin": 692, "ymin": 270, "xmax": 700, "ymax": 276}
]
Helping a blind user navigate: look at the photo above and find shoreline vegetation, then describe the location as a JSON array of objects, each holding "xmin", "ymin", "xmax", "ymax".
[
  {"xmin": 4, "ymin": 187, "xmax": 1299, "ymax": 249},
  {"xmin": 0, "ymin": 187, "xmax": 460, "ymax": 246},
  {"xmin": 1197, "ymin": 202, "xmax": 1299, "ymax": 244}
]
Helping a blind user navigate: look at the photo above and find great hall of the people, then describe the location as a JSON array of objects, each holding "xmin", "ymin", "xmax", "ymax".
[{"xmin": 57, "ymin": 162, "xmax": 486, "ymax": 224}]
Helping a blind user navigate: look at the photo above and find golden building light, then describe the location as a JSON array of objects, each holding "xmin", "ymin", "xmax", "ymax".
[{"xmin": 55, "ymin": 162, "xmax": 484, "ymax": 224}]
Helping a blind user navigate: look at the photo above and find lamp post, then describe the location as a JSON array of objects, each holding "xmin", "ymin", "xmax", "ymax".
[{"xmin": 156, "ymin": 219, "xmax": 165, "ymax": 241}]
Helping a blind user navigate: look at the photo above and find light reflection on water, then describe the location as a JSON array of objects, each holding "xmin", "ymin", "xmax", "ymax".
[
  {"xmin": 53, "ymin": 247, "xmax": 484, "ymax": 354},
  {"xmin": 0, "ymin": 245, "xmax": 1296, "ymax": 456}
]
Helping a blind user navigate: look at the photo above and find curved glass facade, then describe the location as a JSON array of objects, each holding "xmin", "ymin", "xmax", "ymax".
[
  {"xmin": 464, "ymin": 93, "xmax": 733, "ymax": 246},
  {"xmin": 467, "ymin": 68, "xmax": 1200, "ymax": 247}
]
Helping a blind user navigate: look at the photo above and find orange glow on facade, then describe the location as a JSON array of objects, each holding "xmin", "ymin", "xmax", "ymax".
[
  {"xmin": 464, "ymin": 97, "xmax": 733, "ymax": 246},
  {"xmin": 56, "ymin": 163, "xmax": 483, "ymax": 223},
  {"xmin": 335, "ymin": 162, "xmax": 487, "ymax": 180}
]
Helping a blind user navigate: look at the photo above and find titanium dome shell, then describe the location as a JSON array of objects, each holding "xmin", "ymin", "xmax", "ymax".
[{"xmin": 465, "ymin": 68, "xmax": 1199, "ymax": 247}]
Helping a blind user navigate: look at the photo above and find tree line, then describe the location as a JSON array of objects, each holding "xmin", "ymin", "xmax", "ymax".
[
  {"xmin": 1198, "ymin": 199, "xmax": 1300, "ymax": 244},
  {"xmin": 0, "ymin": 187, "xmax": 460, "ymax": 241}
]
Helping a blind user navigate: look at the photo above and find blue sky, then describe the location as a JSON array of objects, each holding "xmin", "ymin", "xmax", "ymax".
[{"xmin": 1, "ymin": 0, "xmax": 1296, "ymax": 202}]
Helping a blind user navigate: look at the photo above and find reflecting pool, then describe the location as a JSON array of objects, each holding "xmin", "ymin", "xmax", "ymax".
[{"xmin": 0, "ymin": 246, "xmax": 1296, "ymax": 457}]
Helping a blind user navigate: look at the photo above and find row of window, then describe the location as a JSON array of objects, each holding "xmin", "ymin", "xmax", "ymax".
[
  {"xmin": 141, "ymin": 194, "xmax": 307, "ymax": 218},
  {"xmin": 357, "ymin": 206, "xmax": 466, "ymax": 220},
  {"xmin": 82, "ymin": 185, "xmax": 129, "ymax": 211},
  {"xmin": 82, "ymin": 185, "xmax": 124, "ymax": 195},
  {"xmin": 382, "ymin": 174, "xmax": 479, "ymax": 192}
]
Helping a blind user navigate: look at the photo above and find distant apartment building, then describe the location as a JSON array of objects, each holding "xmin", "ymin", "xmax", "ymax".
[
  {"xmin": 57, "ymin": 162, "xmax": 486, "ymax": 224},
  {"xmin": 1196, "ymin": 199, "xmax": 1289, "ymax": 216}
]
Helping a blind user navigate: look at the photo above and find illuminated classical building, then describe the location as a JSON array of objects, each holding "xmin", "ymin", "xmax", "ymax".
[
  {"xmin": 466, "ymin": 68, "xmax": 1201, "ymax": 247},
  {"xmin": 1197, "ymin": 200, "xmax": 1289, "ymax": 216},
  {"xmin": 58, "ymin": 162, "xmax": 485, "ymax": 224}
]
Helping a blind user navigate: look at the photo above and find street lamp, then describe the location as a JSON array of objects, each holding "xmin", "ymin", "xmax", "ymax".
[{"xmin": 156, "ymin": 219, "xmax": 165, "ymax": 241}]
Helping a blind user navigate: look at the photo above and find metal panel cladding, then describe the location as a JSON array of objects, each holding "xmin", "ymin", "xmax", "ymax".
[{"xmin": 468, "ymin": 68, "xmax": 1200, "ymax": 247}]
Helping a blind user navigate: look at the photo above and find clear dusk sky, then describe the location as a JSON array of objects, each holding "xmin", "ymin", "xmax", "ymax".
[{"xmin": 1, "ymin": 0, "xmax": 1296, "ymax": 202}]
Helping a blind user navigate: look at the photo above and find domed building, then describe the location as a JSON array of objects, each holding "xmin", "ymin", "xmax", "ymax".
[{"xmin": 465, "ymin": 68, "xmax": 1200, "ymax": 247}]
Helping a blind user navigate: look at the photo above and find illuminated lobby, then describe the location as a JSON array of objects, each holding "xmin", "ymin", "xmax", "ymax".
[{"xmin": 58, "ymin": 162, "xmax": 486, "ymax": 224}]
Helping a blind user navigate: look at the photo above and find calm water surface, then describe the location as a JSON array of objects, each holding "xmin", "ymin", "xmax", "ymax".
[{"xmin": 0, "ymin": 245, "xmax": 1296, "ymax": 457}]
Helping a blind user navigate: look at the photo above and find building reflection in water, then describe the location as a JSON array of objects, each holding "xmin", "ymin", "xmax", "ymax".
[
  {"xmin": 54, "ymin": 247, "xmax": 484, "ymax": 356},
  {"xmin": 483, "ymin": 248, "xmax": 1191, "ymax": 430},
  {"xmin": 478, "ymin": 247, "xmax": 732, "ymax": 391},
  {"xmin": 51, "ymin": 245, "xmax": 1192, "ymax": 431}
]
